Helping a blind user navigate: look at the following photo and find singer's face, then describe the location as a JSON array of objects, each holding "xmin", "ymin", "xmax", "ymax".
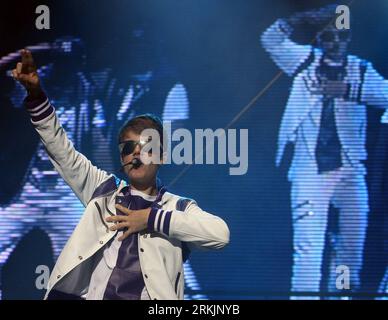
[
  {"xmin": 318, "ymin": 25, "xmax": 350, "ymax": 62},
  {"xmin": 120, "ymin": 130, "xmax": 160, "ymax": 185}
]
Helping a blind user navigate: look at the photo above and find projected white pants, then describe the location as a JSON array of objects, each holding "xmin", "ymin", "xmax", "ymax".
[{"xmin": 291, "ymin": 166, "xmax": 368, "ymax": 295}]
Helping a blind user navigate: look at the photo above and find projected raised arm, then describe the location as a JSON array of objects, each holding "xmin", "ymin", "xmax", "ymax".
[{"xmin": 261, "ymin": 5, "xmax": 339, "ymax": 77}]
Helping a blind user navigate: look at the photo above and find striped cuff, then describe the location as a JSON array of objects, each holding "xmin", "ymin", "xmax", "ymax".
[
  {"xmin": 147, "ymin": 207, "xmax": 173, "ymax": 236},
  {"xmin": 24, "ymin": 92, "xmax": 55, "ymax": 122}
]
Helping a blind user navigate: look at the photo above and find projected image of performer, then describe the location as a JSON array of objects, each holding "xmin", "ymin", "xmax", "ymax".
[
  {"xmin": 10, "ymin": 49, "xmax": 229, "ymax": 300},
  {"xmin": 261, "ymin": 5, "xmax": 388, "ymax": 297}
]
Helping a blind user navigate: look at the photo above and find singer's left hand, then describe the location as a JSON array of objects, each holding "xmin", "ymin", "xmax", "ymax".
[{"xmin": 106, "ymin": 204, "xmax": 151, "ymax": 241}]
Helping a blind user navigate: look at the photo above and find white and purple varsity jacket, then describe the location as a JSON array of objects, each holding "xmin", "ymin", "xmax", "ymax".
[{"xmin": 24, "ymin": 92, "xmax": 230, "ymax": 300}]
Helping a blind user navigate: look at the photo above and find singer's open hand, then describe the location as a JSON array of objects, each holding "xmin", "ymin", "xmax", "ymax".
[{"xmin": 106, "ymin": 204, "xmax": 151, "ymax": 241}]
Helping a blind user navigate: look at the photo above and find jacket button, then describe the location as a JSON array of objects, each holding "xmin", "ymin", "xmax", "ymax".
[
  {"xmin": 57, "ymin": 275, "xmax": 61, "ymax": 279},
  {"xmin": 140, "ymin": 248, "xmax": 144, "ymax": 252},
  {"xmin": 78, "ymin": 256, "xmax": 83, "ymax": 260},
  {"xmin": 100, "ymin": 241, "xmax": 104, "ymax": 244},
  {"xmin": 144, "ymin": 274, "xmax": 148, "ymax": 279}
]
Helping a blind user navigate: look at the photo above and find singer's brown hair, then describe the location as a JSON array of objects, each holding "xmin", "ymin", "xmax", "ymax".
[{"xmin": 118, "ymin": 113, "xmax": 165, "ymax": 150}]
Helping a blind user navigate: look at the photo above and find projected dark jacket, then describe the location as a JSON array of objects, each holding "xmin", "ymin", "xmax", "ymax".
[{"xmin": 261, "ymin": 19, "xmax": 388, "ymax": 181}]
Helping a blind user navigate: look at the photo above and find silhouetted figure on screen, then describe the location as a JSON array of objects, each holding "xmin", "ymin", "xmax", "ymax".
[{"xmin": 262, "ymin": 5, "xmax": 388, "ymax": 297}]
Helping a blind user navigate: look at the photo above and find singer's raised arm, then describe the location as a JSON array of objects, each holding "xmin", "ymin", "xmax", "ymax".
[{"xmin": 13, "ymin": 50, "xmax": 111, "ymax": 206}]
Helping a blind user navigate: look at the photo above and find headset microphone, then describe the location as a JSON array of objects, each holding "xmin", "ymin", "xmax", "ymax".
[
  {"xmin": 131, "ymin": 158, "xmax": 142, "ymax": 169},
  {"xmin": 120, "ymin": 158, "xmax": 142, "ymax": 172}
]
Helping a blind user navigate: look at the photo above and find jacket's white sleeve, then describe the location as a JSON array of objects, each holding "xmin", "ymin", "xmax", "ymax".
[
  {"xmin": 261, "ymin": 19, "xmax": 312, "ymax": 76},
  {"xmin": 25, "ymin": 94, "xmax": 111, "ymax": 206},
  {"xmin": 361, "ymin": 62, "xmax": 388, "ymax": 108},
  {"xmin": 147, "ymin": 201, "xmax": 230, "ymax": 250}
]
